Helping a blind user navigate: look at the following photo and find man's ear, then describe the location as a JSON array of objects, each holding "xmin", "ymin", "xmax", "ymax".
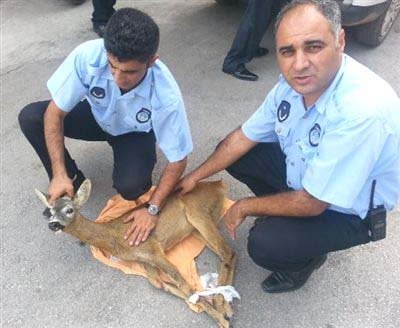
[
  {"xmin": 147, "ymin": 55, "xmax": 159, "ymax": 68},
  {"xmin": 337, "ymin": 28, "xmax": 345, "ymax": 52}
]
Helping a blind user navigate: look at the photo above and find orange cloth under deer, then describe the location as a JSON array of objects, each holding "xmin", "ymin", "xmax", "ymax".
[{"xmin": 90, "ymin": 187, "xmax": 234, "ymax": 312}]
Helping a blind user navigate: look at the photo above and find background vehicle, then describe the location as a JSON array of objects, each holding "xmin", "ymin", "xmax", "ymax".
[{"xmin": 215, "ymin": 0, "xmax": 400, "ymax": 47}]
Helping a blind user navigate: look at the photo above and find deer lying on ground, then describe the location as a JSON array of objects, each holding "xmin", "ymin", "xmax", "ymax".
[{"xmin": 35, "ymin": 179, "xmax": 236, "ymax": 327}]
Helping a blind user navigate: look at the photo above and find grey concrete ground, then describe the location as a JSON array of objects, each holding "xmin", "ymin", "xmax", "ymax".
[{"xmin": 1, "ymin": 0, "xmax": 400, "ymax": 327}]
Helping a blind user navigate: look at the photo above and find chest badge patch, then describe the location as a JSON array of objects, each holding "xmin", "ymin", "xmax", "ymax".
[
  {"xmin": 309, "ymin": 123, "xmax": 321, "ymax": 147},
  {"xmin": 136, "ymin": 108, "xmax": 151, "ymax": 123},
  {"xmin": 277, "ymin": 101, "xmax": 291, "ymax": 122},
  {"xmin": 90, "ymin": 87, "xmax": 106, "ymax": 99}
]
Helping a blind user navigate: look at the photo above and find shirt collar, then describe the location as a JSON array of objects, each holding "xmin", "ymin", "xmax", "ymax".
[{"xmin": 131, "ymin": 68, "xmax": 153, "ymax": 99}]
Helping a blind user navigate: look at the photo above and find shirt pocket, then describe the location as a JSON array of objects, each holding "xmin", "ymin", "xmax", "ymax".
[
  {"xmin": 275, "ymin": 124, "xmax": 290, "ymax": 150},
  {"xmin": 295, "ymin": 137, "xmax": 319, "ymax": 161},
  {"xmin": 123, "ymin": 108, "xmax": 153, "ymax": 133}
]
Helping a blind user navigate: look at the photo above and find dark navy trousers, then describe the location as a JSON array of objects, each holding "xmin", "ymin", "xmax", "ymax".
[
  {"xmin": 91, "ymin": 0, "xmax": 116, "ymax": 25},
  {"xmin": 226, "ymin": 143, "xmax": 371, "ymax": 272},
  {"xmin": 222, "ymin": 0, "xmax": 282, "ymax": 72},
  {"xmin": 18, "ymin": 100, "xmax": 156, "ymax": 200}
]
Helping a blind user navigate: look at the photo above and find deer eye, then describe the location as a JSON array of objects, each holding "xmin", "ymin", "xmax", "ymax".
[{"xmin": 66, "ymin": 208, "xmax": 74, "ymax": 214}]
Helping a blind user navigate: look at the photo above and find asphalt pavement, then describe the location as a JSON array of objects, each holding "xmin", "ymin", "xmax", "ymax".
[{"xmin": 1, "ymin": 1, "xmax": 400, "ymax": 327}]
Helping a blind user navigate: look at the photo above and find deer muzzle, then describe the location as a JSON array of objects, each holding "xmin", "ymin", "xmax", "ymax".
[{"xmin": 48, "ymin": 221, "xmax": 65, "ymax": 232}]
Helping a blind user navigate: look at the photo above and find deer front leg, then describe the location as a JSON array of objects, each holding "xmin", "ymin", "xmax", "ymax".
[
  {"xmin": 192, "ymin": 231, "xmax": 236, "ymax": 319},
  {"xmin": 184, "ymin": 207, "xmax": 236, "ymax": 286},
  {"xmin": 185, "ymin": 208, "xmax": 236, "ymax": 319}
]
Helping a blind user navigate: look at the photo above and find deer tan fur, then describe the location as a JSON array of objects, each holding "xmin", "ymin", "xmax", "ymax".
[{"xmin": 35, "ymin": 179, "xmax": 237, "ymax": 327}]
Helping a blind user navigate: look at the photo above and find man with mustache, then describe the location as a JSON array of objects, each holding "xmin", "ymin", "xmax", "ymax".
[{"xmin": 179, "ymin": 0, "xmax": 400, "ymax": 292}]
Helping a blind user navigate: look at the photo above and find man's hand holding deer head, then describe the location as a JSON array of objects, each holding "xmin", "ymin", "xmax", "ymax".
[{"xmin": 48, "ymin": 174, "xmax": 74, "ymax": 205}]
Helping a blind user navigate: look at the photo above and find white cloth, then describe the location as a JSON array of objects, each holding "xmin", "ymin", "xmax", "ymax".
[{"xmin": 188, "ymin": 273, "xmax": 240, "ymax": 304}]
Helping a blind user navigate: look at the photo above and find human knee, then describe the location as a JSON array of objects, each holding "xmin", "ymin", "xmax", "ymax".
[
  {"xmin": 247, "ymin": 218, "xmax": 288, "ymax": 266},
  {"xmin": 18, "ymin": 102, "xmax": 44, "ymax": 134},
  {"xmin": 114, "ymin": 175, "xmax": 152, "ymax": 200}
]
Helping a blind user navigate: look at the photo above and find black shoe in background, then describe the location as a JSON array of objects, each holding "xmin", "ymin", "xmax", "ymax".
[
  {"xmin": 261, "ymin": 254, "xmax": 328, "ymax": 293},
  {"xmin": 222, "ymin": 64, "xmax": 259, "ymax": 82}
]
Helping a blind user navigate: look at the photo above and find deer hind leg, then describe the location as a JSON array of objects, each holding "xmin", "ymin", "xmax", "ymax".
[
  {"xmin": 142, "ymin": 262, "xmax": 191, "ymax": 301},
  {"xmin": 192, "ymin": 231, "xmax": 236, "ymax": 319},
  {"xmin": 185, "ymin": 208, "xmax": 237, "ymax": 319},
  {"xmin": 139, "ymin": 243, "xmax": 230, "ymax": 328}
]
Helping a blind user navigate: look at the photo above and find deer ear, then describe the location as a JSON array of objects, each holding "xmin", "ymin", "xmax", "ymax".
[
  {"xmin": 73, "ymin": 179, "xmax": 91, "ymax": 207},
  {"xmin": 35, "ymin": 189, "xmax": 52, "ymax": 208}
]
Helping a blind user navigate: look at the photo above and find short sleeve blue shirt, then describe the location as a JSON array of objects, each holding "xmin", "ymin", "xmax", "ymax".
[
  {"xmin": 242, "ymin": 55, "xmax": 400, "ymax": 218},
  {"xmin": 47, "ymin": 39, "xmax": 193, "ymax": 162}
]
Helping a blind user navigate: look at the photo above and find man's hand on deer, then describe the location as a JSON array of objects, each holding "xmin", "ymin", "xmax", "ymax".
[
  {"xmin": 176, "ymin": 173, "xmax": 198, "ymax": 195},
  {"xmin": 48, "ymin": 174, "xmax": 74, "ymax": 205},
  {"xmin": 223, "ymin": 201, "xmax": 247, "ymax": 240},
  {"xmin": 123, "ymin": 207, "xmax": 159, "ymax": 246}
]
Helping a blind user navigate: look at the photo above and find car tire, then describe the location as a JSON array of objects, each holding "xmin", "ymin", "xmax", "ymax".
[
  {"xmin": 214, "ymin": 0, "xmax": 239, "ymax": 6},
  {"xmin": 353, "ymin": 0, "xmax": 400, "ymax": 47}
]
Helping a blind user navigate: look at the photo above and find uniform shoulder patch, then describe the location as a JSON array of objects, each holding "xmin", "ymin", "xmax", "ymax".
[
  {"xmin": 277, "ymin": 101, "xmax": 291, "ymax": 122},
  {"xmin": 90, "ymin": 87, "xmax": 106, "ymax": 99}
]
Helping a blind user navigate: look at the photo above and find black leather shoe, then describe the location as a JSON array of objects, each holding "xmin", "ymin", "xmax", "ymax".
[
  {"xmin": 93, "ymin": 23, "xmax": 107, "ymax": 38},
  {"xmin": 254, "ymin": 47, "xmax": 269, "ymax": 58},
  {"xmin": 222, "ymin": 64, "xmax": 258, "ymax": 81},
  {"xmin": 261, "ymin": 255, "xmax": 327, "ymax": 293}
]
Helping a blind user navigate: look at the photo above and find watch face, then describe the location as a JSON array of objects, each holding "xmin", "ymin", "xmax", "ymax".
[{"xmin": 147, "ymin": 204, "xmax": 159, "ymax": 215}]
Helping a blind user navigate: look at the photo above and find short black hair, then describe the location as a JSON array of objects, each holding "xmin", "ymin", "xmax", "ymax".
[{"xmin": 104, "ymin": 8, "xmax": 160, "ymax": 62}]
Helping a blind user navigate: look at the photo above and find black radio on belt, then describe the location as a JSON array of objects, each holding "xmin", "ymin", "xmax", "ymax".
[{"xmin": 366, "ymin": 179, "xmax": 386, "ymax": 242}]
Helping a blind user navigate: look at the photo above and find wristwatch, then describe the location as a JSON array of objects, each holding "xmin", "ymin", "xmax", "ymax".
[{"xmin": 145, "ymin": 203, "xmax": 160, "ymax": 216}]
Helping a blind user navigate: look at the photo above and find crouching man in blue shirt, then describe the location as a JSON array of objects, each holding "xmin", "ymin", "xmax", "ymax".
[
  {"xmin": 19, "ymin": 8, "xmax": 193, "ymax": 247},
  {"xmin": 178, "ymin": 0, "xmax": 400, "ymax": 293}
]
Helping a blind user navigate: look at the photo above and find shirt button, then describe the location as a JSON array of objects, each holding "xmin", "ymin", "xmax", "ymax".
[
  {"xmin": 290, "ymin": 161, "xmax": 295, "ymax": 166},
  {"xmin": 301, "ymin": 158, "xmax": 305, "ymax": 162},
  {"xmin": 276, "ymin": 127, "xmax": 281, "ymax": 133},
  {"xmin": 287, "ymin": 181, "xmax": 292, "ymax": 186}
]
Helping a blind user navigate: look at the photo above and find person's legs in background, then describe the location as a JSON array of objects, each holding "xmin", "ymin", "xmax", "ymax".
[
  {"xmin": 92, "ymin": 0, "xmax": 116, "ymax": 37},
  {"xmin": 222, "ymin": 0, "xmax": 275, "ymax": 81}
]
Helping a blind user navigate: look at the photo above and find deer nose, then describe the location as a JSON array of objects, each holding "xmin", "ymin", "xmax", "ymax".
[{"xmin": 48, "ymin": 221, "xmax": 64, "ymax": 231}]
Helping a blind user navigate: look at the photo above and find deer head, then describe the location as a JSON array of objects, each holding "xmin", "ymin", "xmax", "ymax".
[{"xmin": 35, "ymin": 179, "xmax": 92, "ymax": 231}]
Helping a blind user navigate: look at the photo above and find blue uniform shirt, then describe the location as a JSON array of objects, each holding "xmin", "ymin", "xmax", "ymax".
[
  {"xmin": 47, "ymin": 39, "xmax": 193, "ymax": 162},
  {"xmin": 242, "ymin": 54, "xmax": 400, "ymax": 218}
]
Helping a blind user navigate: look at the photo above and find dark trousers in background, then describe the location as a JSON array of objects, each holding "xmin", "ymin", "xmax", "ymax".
[
  {"xmin": 226, "ymin": 143, "xmax": 371, "ymax": 272},
  {"xmin": 222, "ymin": 0, "xmax": 282, "ymax": 72},
  {"xmin": 92, "ymin": 0, "xmax": 116, "ymax": 25},
  {"xmin": 18, "ymin": 100, "xmax": 157, "ymax": 200}
]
